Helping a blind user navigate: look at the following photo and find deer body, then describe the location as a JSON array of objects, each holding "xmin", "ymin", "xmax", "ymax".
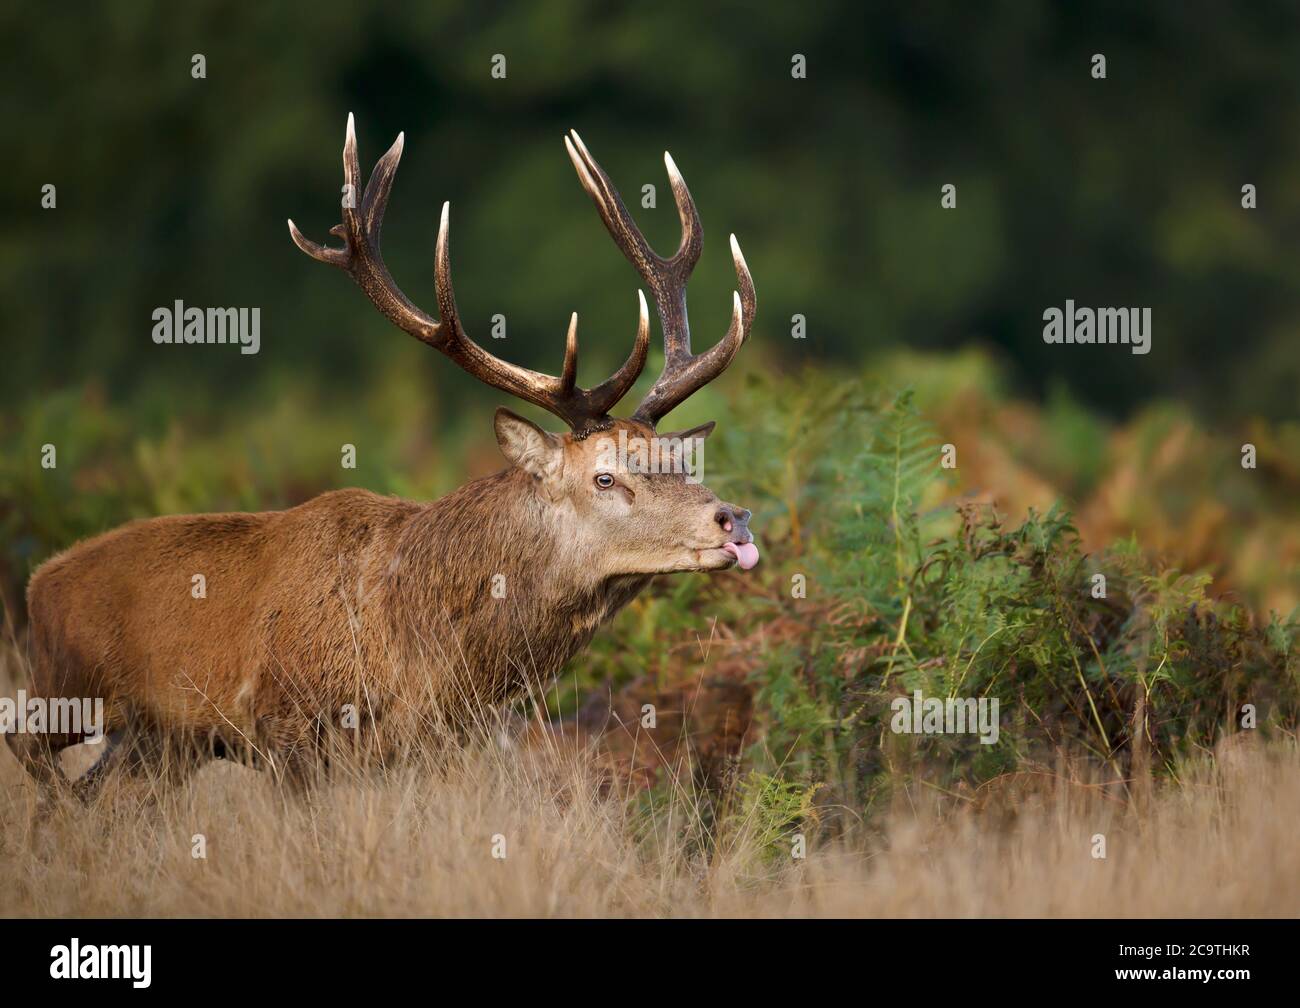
[
  {"xmin": 8, "ymin": 117, "xmax": 757, "ymax": 792},
  {"xmin": 24, "ymin": 470, "xmax": 651, "ymax": 770}
]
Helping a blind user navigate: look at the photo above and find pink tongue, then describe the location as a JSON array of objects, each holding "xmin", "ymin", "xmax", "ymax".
[{"xmin": 723, "ymin": 541, "xmax": 760, "ymax": 570}]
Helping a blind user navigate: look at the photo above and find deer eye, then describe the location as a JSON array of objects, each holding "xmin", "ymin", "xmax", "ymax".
[{"xmin": 594, "ymin": 473, "xmax": 615, "ymax": 489}]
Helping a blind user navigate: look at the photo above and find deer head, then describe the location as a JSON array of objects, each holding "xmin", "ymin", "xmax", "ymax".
[{"xmin": 288, "ymin": 115, "xmax": 758, "ymax": 576}]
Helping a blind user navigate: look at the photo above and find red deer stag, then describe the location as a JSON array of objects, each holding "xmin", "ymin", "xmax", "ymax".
[{"xmin": 8, "ymin": 115, "xmax": 757, "ymax": 795}]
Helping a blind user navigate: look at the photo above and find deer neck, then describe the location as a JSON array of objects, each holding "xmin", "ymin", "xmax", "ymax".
[{"xmin": 384, "ymin": 468, "xmax": 649, "ymax": 693}]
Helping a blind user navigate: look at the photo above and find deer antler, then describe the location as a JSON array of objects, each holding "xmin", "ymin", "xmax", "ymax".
[
  {"xmin": 288, "ymin": 114, "xmax": 650, "ymax": 437},
  {"xmin": 564, "ymin": 130, "xmax": 755, "ymax": 426}
]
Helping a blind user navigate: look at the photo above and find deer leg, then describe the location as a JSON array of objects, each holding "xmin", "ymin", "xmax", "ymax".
[
  {"xmin": 73, "ymin": 727, "xmax": 210, "ymax": 801},
  {"xmin": 121, "ymin": 729, "xmax": 211, "ymax": 789},
  {"xmin": 69, "ymin": 729, "xmax": 128, "ymax": 803}
]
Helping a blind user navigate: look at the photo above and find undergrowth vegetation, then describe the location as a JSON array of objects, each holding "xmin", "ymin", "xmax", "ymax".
[{"xmin": 568, "ymin": 370, "xmax": 1299, "ymax": 843}]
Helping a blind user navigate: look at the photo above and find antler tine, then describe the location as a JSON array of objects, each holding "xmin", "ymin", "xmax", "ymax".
[
  {"xmin": 288, "ymin": 114, "xmax": 651, "ymax": 436},
  {"xmin": 565, "ymin": 132, "xmax": 702, "ymax": 287},
  {"xmin": 634, "ymin": 234, "xmax": 755, "ymax": 425},
  {"xmin": 432, "ymin": 205, "xmax": 648, "ymax": 429},
  {"xmin": 288, "ymin": 114, "xmax": 439, "ymax": 343},
  {"xmin": 660, "ymin": 151, "xmax": 704, "ymax": 278},
  {"xmin": 560, "ymin": 313, "xmax": 579, "ymax": 395},
  {"xmin": 565, "ymin": 130, "xmax": 754, "ymax": 426},
  {"xmin": 360, "ymin": 126, "xmax": 403, "ymax": 239}
]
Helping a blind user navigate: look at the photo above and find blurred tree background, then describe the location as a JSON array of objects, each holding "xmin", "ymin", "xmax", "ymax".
[{"xmin": 4, "ymin": 1, "xmax": 1300, "ymax": 430}]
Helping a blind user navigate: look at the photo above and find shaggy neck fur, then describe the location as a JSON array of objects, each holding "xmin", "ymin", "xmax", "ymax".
[{"xmin": 383, "ymin": 467, "xmax": 650, "ymax": 715}]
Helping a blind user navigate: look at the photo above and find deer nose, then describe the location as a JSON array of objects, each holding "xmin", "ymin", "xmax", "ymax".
[{"xmin": 714, "ymin": 506, "xmax": 751, "ymax": 534}]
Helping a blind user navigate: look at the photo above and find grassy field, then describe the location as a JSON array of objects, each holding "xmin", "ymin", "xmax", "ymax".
[{"xmin": 1, "ymin": 685, "xmax": 1295, "ymax": 917}]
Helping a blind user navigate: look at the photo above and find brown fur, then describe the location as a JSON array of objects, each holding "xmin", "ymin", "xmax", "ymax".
[{"xmin": 9, "ymin": 415, "xmax": 753, "ymax": 789}]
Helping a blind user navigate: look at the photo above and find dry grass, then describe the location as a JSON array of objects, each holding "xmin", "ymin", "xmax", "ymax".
[{"xmin": 3, "ymin": 681, "xmax": 1298, "ymax": 918}]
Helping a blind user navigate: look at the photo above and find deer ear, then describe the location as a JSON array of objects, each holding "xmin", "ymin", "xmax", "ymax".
[
  {"xmin": 661, "ymin": 420, "xmax": 716, "ymax": 443},
  {"xmin": 495, "ymin": 408, "xmax": 563, "ymax": 481}
]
